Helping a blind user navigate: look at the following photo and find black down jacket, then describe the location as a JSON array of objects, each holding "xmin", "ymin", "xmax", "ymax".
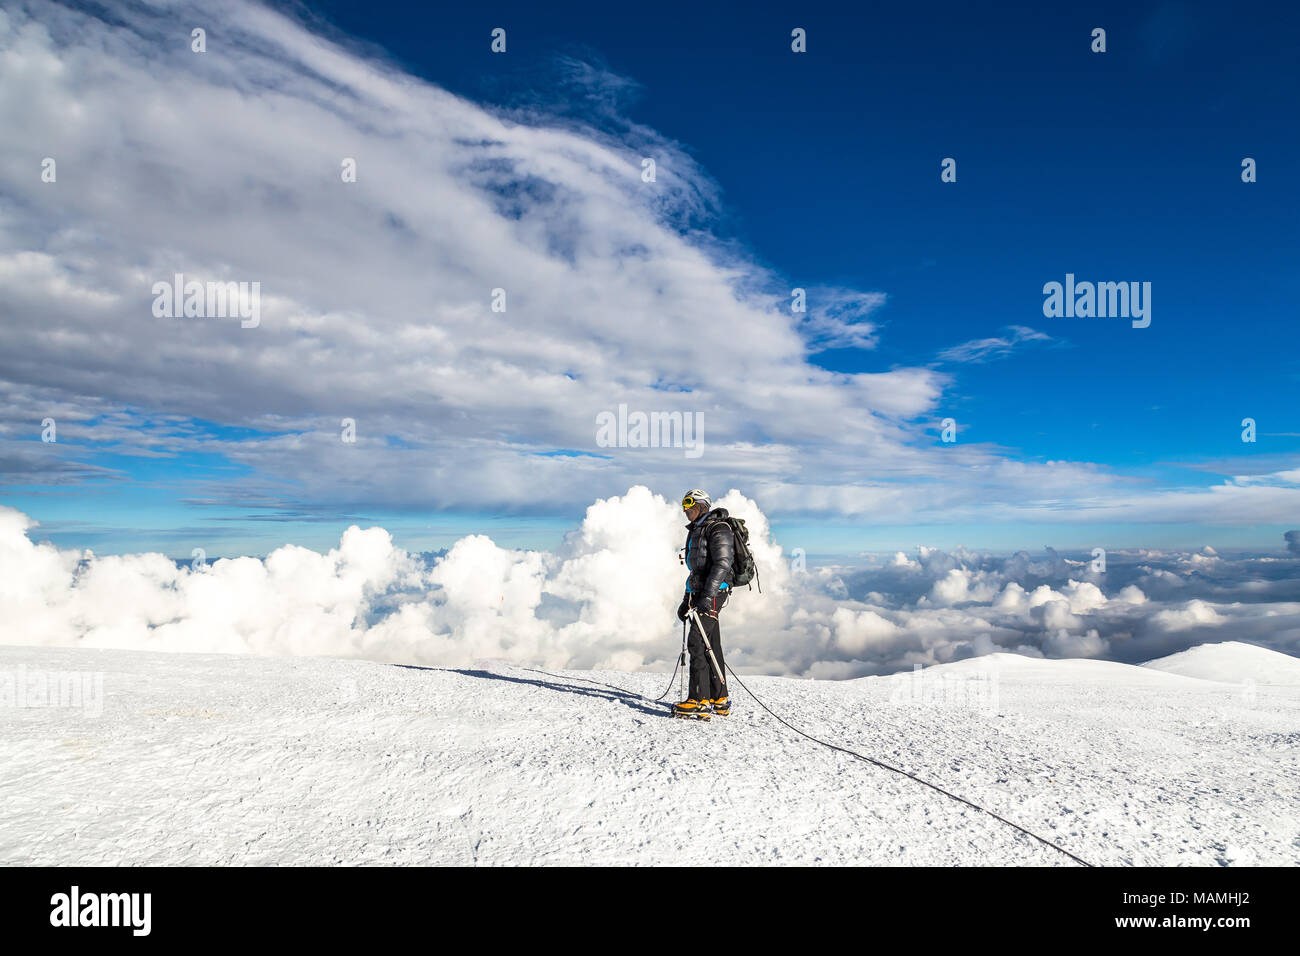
[{"xmin": 683, "ymin": 507, "xmax": 735, "ymax": 613}]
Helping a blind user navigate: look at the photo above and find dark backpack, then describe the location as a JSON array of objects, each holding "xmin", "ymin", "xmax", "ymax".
[{"xmin": 709, "ymin": 514, "xmax": 760, "ymax": 592}]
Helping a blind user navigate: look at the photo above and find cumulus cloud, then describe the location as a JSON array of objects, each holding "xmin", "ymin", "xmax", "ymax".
[
  {"xmin": 923, "ymin": 567, "xmax": 1002, "ymax": 607},
  {"xmin": 831, "ymin": 607, "xmax": 902, "ymax": 656},
  {"xmin": 1151, "ymin": 600, "xmax": 1224, "ymax": 632},
  {"xmin": 1044, "ymin": 628, "xmax": 1108, "ymax": 659},
  {"xmin": 1117, "ymin": 585, "xmax": 1148, "ymax": 604},
  {"xmin": 4, "ymin": 491, "xmax": 1299, "ymax": 676}
]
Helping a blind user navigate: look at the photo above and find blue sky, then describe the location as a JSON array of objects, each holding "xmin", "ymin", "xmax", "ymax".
[
  {"xmin": 1, "ymin": 0, "xmax": 1297, "ymax": 558},
  {"xmin": 310, "ymin": 0, "xmax": 1297, "ymax": 469}
]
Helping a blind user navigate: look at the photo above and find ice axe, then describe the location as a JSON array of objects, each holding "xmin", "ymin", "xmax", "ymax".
[
  {"xmin": 686, "ymin": 606, "xmax": 726, "ymax": 692},
  {"xmin": 679, "ymin": 619, "xmax": 687, "ymax": 702}
]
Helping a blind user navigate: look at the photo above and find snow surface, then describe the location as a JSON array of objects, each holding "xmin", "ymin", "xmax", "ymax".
[
  {"xmin": 2, "ymin": 643, "xmax": 1298, "ymax": 866},
  {"xmin": 1142, "ymin": 641, "xmax": 1300, "ymax": 686}
]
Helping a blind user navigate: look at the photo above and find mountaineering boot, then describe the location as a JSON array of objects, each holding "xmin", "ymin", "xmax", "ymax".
[
  {"xmin": 709, "ymin": 697, "xmax": 731, "ymax": 716},
  {"xmin": 673, "ymin": 698, "xmax": 710, "ymax": 718}
]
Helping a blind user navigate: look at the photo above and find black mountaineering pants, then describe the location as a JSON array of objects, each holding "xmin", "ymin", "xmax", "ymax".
[{"xmin": 687, "ymin": 610, "xmax": 726, "ymax": 701}]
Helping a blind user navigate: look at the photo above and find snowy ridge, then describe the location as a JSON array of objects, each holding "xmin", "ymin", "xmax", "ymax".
[
  {"xmin": 1141, "ymin": 641, "xmax": 1300, "ymax": 686},
  {"xmin": 3, "ymin": 643, "xmax": 1297, "ymax": 866},
  {"xmin": 914, "ymin": 652, "xmax": 1208, "ymax": 686}
]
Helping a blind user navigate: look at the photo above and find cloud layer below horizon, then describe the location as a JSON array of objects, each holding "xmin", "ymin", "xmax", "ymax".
[{"xmin": 3, "ymin": 489, "xmax": 1298, "ymax": 676}]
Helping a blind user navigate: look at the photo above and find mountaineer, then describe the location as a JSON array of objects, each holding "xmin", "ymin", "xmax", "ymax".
[{"xmin": 673, "ymin": 489, "xmax": 736, "ymax": 718}]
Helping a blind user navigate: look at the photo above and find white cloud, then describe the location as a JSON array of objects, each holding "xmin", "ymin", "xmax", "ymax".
[
  {"xmin": 1061, "ymin": 579, "xmax": 1108, "ymax": 613},
  {"xmin": 1044, "ymin": 628, "xmax": 1108, "ymax": 659},
  {"xmin": 832, "ymin": 606, "xmax": 901, "ymax": 656},
  {"xmin": 797, "ymin": 287, "xmax": 886, "ymax": 351},
  {"xmin": 993, "ymin": 581, "xmax": 1029, "ymax": 613},
  {"xmin": 923, "ymin": 567, "xmax": 1001, "ymax": 607},
  {"xmin": 2, "ymin": 0, "xmax": 1292, "ymax": 528},
  {"xmin": 6, "ymin": 491, "xmax": 1297, "ymax": 677},
  {"xmin": 1151, "ymin": 600, "xmax": 1224, "ymax": 632},
  {"xmin": 1117, "ymin": 584, "xmax": 1148, "ymax": 604},
  {"xmin": 936, "ymin": 325, "xmax": 1053, "ymax": 364},
  {"xmin": 0, "ymin": 0, "xmax": 946, "ymax": 516}
]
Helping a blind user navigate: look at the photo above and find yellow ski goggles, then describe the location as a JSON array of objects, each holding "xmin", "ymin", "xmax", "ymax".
[{"xmin": 681, "ymin": 495, "xmax": 704, "ymax": 511}]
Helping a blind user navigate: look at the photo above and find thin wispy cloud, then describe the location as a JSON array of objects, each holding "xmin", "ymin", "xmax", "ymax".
[
  {"xmin": 936, "ymin": 325, "xmax": 1055, "ymax": 364},
  {"xmin": 797, "ymin": 287, "xmax": 886, "ymax": 351}
]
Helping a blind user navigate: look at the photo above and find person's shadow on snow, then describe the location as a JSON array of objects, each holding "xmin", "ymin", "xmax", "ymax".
[{"xmin": 393, "ymin": 664, "xmax": 670, "ymax": 718}]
